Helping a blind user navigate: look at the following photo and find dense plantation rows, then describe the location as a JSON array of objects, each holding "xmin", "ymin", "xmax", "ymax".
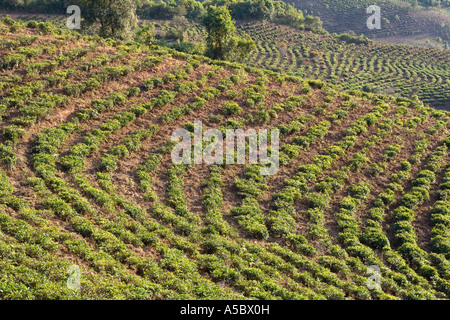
[
  {"xmin": 240, "ymin": 21, "xmax": 450, "ymax": 109},
  {"xmin": 3, "ymin": 13, "xmax": 449, "ymax": 109},
  {"xmin": 0, "ymin": 20, "xmax": 449, "ymax": 300},
  {"xmin": 290, "ymin": 0, "xmax": 450, "ymax": 43}
]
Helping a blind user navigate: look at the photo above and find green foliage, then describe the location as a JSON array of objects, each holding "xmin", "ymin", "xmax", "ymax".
[
  {"xmin": 75, "ymin": 0, "xmax": 138, "ymax": 40},
  {"xmin": 0, "ymin": 22, "xmax": 449, "ymax": 301},
  {"xmin": 222, "ymin": 101, "xmax": 242, "ymax": 115},
  {"xmin": 202, "ymin": 6, "xmax": 256, "ymax": 61}
]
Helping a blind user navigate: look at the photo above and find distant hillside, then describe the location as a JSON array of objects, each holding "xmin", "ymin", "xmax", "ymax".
[
  {"xmin": 132, "ymin": 18, "xmax": 450, "ymax": 109},
  {"xmin": 287, "ymin": 0, "xmax": 450, "ymax": 47},
  {"xmin": 239, "ymin": 21, "xmax": 450, "ymax": 109}
]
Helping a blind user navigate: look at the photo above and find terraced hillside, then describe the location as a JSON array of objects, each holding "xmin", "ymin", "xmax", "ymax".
[
  {"xmin": 3, "ymin": 13, "xmax": 449, "ymax": 109},
  {"xmin": 289, "ymin": 0, "xmax": 450, "ymax": 45},
  {"xmin": 240, "ymin": 21, "xmax": 450, "ymax": 109},
  {"xmin": 1, "ymin": 19, "xmax": 450, "ymax": 300}
]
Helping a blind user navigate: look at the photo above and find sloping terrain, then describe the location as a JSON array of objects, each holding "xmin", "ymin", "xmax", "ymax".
[
  {"xmin": 2, "ymin": 11, "xmax": 449, "ymax": 109},
  {"xmin": 239, "ymin": 21, "xmax": 450, "ymax": 109},
  {"xmin": 0, "ymin": 20, "xmax": 450, "ymax": 300},
  {"xmin": 289, "ymin": 0, "xmax": 450, "ymax": 46}
]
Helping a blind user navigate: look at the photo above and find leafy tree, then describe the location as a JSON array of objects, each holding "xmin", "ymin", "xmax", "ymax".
[
  {"xmin": 135, "ymin": 0, "xmax": 205, "ymax": 20},
  {"xmin": 228, "ymin": 0, "xmax": 275, "ymax": 20},
  {"xmin": 273, "ymin": 1, "xmax": 304, "ymax": 28},
  {"xmin": 304, "ymin": 14, "xmax": 322, "ymax": 30},
  {"xmin": 202, "ymin": 5, "xmax": 255, "ymax": 61},
  {"xmin": 74, "ymin": 0, "xmax": 138, "ymax": 40},
  {"xmin": 202, "ymin": 5, "xmax": 236, "ymax": 60},
  {"xmin": 230, "ymin": 34, "xmax": 257, "ymax": 61},
  {"xmin": 135, "ymin": 21, "xmax": 155, "ymax": 45},
  {"xmin": 170, "ymin": 15, "xmax": 190, "ymax": 42}
]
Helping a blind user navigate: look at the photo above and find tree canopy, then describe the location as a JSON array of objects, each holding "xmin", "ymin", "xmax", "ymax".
[
  {"xmin": 74, "ymin": 0, "xmax": 138, "ymax": 40},
  {"xmin": 202, "ymin": 5, "xmax": 256, "ymax": 61}
]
